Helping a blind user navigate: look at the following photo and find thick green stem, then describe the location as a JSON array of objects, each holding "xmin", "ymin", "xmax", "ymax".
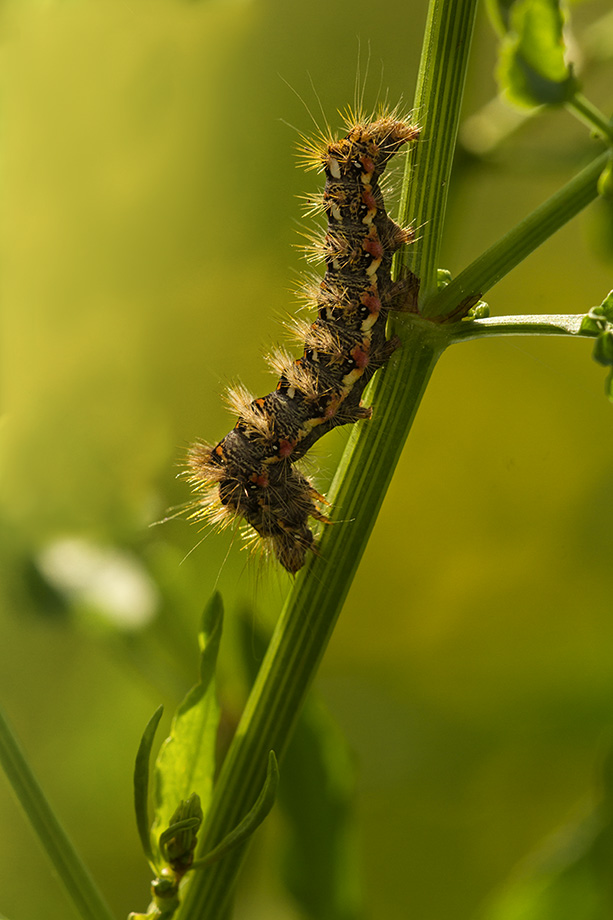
[
  {"xmin": 427, "ymin": 151, "xmax": 609, "ymax": 318},
  {"xmin": 399, "ymin": 0, "xmax": 479, "ymax": 309},
  {"xmin": 0, "ymin": 707, "xmax": 115, "ymax": 920}
]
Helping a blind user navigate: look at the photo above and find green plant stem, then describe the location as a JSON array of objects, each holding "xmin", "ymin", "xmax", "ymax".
[
  {"xmin": 399, "ymin": 0, "xmax": 479, "ymax": 310},
  {"xmin": 427, "ymin": 151, "xmax": 609, "ymax": 318},
  {"xmin": 0, "ymin": 706, "xmax": 115, "ymax": 920},
  {"xmin": 176, "ymin": 5, "xmax": 480, "ymax": 917},
  {"xmin": 447, "ymin": 312, "xmax": 595, "ymax": 343},
  {"xmin": 567, "ymin": 93, "xmax": 613, "ymax": 143}
]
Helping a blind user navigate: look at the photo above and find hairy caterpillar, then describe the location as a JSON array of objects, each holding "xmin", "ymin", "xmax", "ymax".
[{"xmin": 187, "ymin": 111, "xmax": 420, "ymax": 573}]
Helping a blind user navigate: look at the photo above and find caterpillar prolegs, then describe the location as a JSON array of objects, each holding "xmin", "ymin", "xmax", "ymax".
[{"xmin": 187, "ymin": 112, "xmax": 420, "ymax": 573}]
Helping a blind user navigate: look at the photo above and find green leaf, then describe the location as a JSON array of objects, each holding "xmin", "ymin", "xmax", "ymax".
[
  {"xmin": 151, "ymin": 593, "xmax": 223, "ymax": 866},
  {"xmin": 191, "ymin": 750, "xmax": 279, "ymax": 870},
  {"xmin": 134, "ymin": 705, "xmax": 164, "ymax": 868},
  {"xmin": 495, "ymin": 0, "xmax": 580, "ymax": 108}
]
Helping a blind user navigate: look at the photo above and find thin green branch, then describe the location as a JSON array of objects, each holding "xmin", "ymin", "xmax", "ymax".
[
  {"xmin": 427, "ymin": 151, "xmax": 609, "ymax": 318},
  {"xmin": 0, "ymin": 706, "xmax": 115, "ymax": 920},
  {"xmin": 447, "ymin": 312, "xmax": 595, "ymax": 343},
  {"xmin": 567, "ymin": 93, "xmax": 613, "ymax": 143}
]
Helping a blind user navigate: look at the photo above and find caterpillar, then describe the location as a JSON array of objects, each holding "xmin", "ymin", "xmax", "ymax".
[{"xmin": 187, "ymin": 111, "xmax": 420, "ymax": 573}]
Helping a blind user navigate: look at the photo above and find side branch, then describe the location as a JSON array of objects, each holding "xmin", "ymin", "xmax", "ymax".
[
  {"xmin": 447, "ymin": 313, "xmax": 595, "ymax": 344},
  {"xmin": 426, "ymin": 152, "xmax": 609, "ymax": 319}
]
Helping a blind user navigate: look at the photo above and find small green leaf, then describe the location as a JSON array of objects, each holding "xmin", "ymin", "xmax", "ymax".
[
  {"xmin": 495, "ymin": 0, "xmax": 580, "ymax": 108},
  {"xmin": 134, "ymin": 705, "xmax": 164, "ymax": 869},
  {"xmin": 159, "ymin": 794, "xmax": 203, "ymax": 873},
  {"xmin": 191, "ymin": 750, "xmax": 279, "ymax": 870},
  {"xmin": 152, "ymin": 593, "xmax": 223, "ymax": 865}
]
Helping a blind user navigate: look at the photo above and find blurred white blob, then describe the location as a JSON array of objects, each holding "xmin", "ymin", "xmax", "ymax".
[{"xmin": 37, "ymin": 537, "xmax": 159, "ymax": 630}]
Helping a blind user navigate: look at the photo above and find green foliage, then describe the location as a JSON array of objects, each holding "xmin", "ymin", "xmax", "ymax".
[
  {"xmin": 150, "ymin": 594, "xmax": 222, "ymax": 866},
  {"xmin": 134, "ymin": 706, "xmax": 164, "ymax": 869},
  {"xmin": 130, "ymin": 597, "xmax": 280, "ymax": 919},
  {"xmin": 491, "ymin": 0, "xmax": 580, "ymax": 107},
  {"xmin": 128, "ymin": 596, "xmax": 223, "ymax": 919}
]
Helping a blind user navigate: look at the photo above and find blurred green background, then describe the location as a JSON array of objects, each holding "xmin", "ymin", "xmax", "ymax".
[{"xmin": 1, "ymin": 1, "xmax": 613, "ymax": 918}]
